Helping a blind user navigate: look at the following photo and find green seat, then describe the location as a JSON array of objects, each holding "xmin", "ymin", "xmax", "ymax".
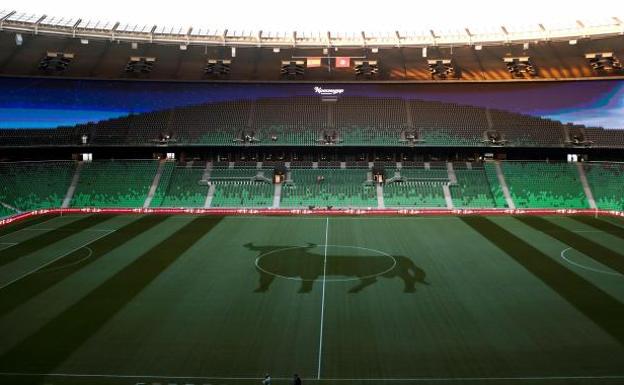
[
  {"xmin": 71, "ymin": 160, "xmax": 159, "ymax": 208},
  {"xmin": 281, "ymin": 169, "xmax": 376, "ymax": 208},
  {"xmin": 152, "ymin": 165, "xmax": 209, "ymax": 208},
  {"xmin": 584, "ymin": 163, "xmax": 624, "ymax": 210},
  {"xmin": 500, "ymin": 161, "xmax": 588, "ymax": 208},
  {"xmin": 0, "ymin": 161, "xmax": 76, "ymax": 211}
]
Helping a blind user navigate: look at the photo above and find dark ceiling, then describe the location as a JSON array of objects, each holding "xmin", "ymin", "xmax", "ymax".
[{"xmin": 0, "ymin": 31, "xmax": 623, "ymax": 82}]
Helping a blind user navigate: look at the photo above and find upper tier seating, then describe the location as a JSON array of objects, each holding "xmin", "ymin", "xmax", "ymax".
[
  {"xmin": 489, "ymin": 110, "xmax": 565, "ymax": 147},
  {"xmin": 71, "ymin": 160, "xmax": 159, "ymax": 207},
  {"xmin": 410, "ymin": 101, "xmax": 485, "ymax": 146},
  {"xmin": 5, "ymin": 97, "xmax": 614, "ymax": 148},
  {"xmin": 0, "ymin": 161, "xmax": 76, "ymax": 211}
]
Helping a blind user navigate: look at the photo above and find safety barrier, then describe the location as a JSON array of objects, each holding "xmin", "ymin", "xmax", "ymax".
[{"xmin": 1, "ymin": 207, "xmax": 623, "ymax": 229}]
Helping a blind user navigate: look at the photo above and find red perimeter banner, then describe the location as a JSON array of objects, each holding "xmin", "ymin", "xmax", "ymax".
[
  {"xmin": 335, "ymin": 57, "xmax": 351, "ymax": 68},
  {"xmin": 1, "ymin": 208, "xmax": 623, "ymax": 229},
  {"xmin": 307, "ymin": 57, "xmax": 322, "ymax": 67}
]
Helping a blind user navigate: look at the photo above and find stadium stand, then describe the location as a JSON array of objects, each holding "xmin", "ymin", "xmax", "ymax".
[
  {"xmin": 583, "ymin": 162, "xmax": 624, "ymax": 210},
  {"xmin": 489, "ymin": 110, "xmax": 566, "ymax": 147},
  {"xmin": 281, "ymin": 168, "xmax": 376, "ymax": 207},
  {"xmin": 384, "ymin": 182, "xmax": 447, "ymax": 208},
  {"xmin": 0, "ymin": 206, "xmax": 14, "ymax": 218},
  {"xmin": 70, "ymin": 160, "xmax": 159, "ymax": 207},
  {"xmin": 382, "ymin": 164, "xmax": 449, "ymax": 208},
  {"xmin": 498, "ymin": 161, "xmax": 588, "ymax": 208},
  {"xmin": 410, "ymin": 101, "xmax": 485, "ymax": 146},
  {"xmin": 6, "ymin": 97, "xmax": 623, "ymax": 149},
  {"xmin": 451, "ymin": 165, "xmax": 499, "ymax": 208},
  {"xmin": 0, "ymin": 161, "xmax": 76, "ymax": 211},
  {"xmin": 147, "ymin": 161, "xmax": 176, "ymax": 207},
  {"xmin": 152, "ymin": 165, "xmax": 209, "ymax": 207},
  {"xmin": 0, "ymin": 159, "xmax": 620, "ymax": 212},
  {"xmin": 211, "ymin": 181, "xmax": 274, "ymax": 207},
  {"xmin": 483, "ymin": 163, "xmax": 510, "ymax": 208},
  {"xmin": 208, "ymin": 168, "xmax": 274, "ymax": 207}
]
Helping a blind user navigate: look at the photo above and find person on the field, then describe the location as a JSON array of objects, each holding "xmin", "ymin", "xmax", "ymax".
[
  {"xmin": 293, "ymin": 373, "xmax": 302, "ymax": 385},
  {"xmin": 262, "ymin": 373, "xmax": 271, "ymax": 385}
]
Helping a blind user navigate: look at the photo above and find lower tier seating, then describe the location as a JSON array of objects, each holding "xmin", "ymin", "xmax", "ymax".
[
  {"xmin": 0, "ymin": 206, "xmax": 15, "ymax": 218},
  {"xmin": 0, "ymin": 160, "xmax": 610, "ymax": 213},
  {"xmin": 281, "ymin": 169, "xmax": 376, "ymax": 207},
  {"xmin": 211, "ymin": 181, "xmax": 274, "ymax": 208},
  {"xmin": 500, "ymin": 162, "xmax": 588, "ymax": 208},
  {"xmin": 0, "ymin": 161, "xmax": 76, "ymax": 211},
  {"xmin": 483, "ymin": 163, "xmax": 509, "ymax": 208},
  {"xmin": 71, "ymin": 160, "xmax": 159, "ymax": 208},
  {"xmin": 384, "ymin": 182, "xmax": 447, "ymax": 208},
  {"xmin": 451, "ymin": 168, "xmax": 498, "ymax": 208},
  {"xmin": 584, "ymin": 163, "xmax": 624, "ymax": 210},
  {"xmin": 151, "ymin": 164, "xmax": 212, "ymax": 208}
]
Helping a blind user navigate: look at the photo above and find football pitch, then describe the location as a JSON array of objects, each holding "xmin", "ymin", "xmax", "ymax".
[{"xmin": 0, "ymin": 213, "xmax": 624, "ymax": 385}]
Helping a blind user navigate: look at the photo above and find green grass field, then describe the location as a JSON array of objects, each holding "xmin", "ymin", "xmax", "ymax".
[{"xmin": 0, "ymin": 214, "xmax": 624, "ymax": 385}]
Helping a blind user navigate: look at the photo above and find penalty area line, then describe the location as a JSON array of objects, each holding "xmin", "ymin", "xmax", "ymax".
[{"xmin": 0, "ymin": 229, "xmax": 115, "ymax": 291}]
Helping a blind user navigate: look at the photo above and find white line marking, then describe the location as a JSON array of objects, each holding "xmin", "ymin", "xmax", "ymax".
[
  {"xmin": 254, "ymin": 244, "xmax": 397, "ymax": 282},
  {"xmin": 0, "ymin": 230, "xmax": 115, "ymax": 291},
  {"xmin": 0, "ymin": 243, "xmax": 18, "ymax": 251},
  {"xmin": 0, "ymin": 216, "xmax": 61, "ymax": 241},
  {"xmin": 21, "ymin": 228, "xmax": 117, "ymax": 232},
  {"xmin": 317, "ymin": 217, "xmax": 329, "ymax": 380},
  {"xmin": 1, "ymin": 372, "xmax": 624, "ymax": 382},
  {"xmin": 560, "ymin": 247, "xmax": 623, "ymax": 277},
  {"xmin": 35, "ymin": 247, "xmax": 93, "ymax": 273}
]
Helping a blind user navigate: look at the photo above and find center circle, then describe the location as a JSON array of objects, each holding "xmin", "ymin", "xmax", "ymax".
[{"xmin": 255, "ymin": 244, "xmax": 397, "ymax": 282}]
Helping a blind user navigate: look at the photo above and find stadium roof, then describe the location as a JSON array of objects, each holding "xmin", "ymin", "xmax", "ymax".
[{"xmin": 1, "ymin": 0, "xmax": 623, "ymax": 48}]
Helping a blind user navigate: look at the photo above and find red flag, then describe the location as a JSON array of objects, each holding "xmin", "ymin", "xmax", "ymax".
[
  {"xmin": 335, "ymin": 57, "xmax": 350, "ymax": 68},
  {"xmin": 307, "ymin": 57, "xmax": 322, "ymax": 68}
]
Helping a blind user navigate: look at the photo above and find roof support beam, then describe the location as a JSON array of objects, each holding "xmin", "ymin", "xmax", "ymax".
[{"xmin": 0, "ymin": 11, "xmax": 16, "ymax": 30}]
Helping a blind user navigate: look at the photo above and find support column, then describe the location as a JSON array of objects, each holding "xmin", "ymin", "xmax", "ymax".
[
  {"xmin": 62, "ymin": 162, "xmax": 83, "ymax": 208},
  {"xmin": 272, "ymin": 183, "xmax": 282, "ymax": 208},
  {"xmin": 143, "ymin": 161, "xmax": 166, "ymax": 208},
  {"xmin": 443, "ymin": 184, "xmax": 454, "ymax": 209},
  {"xmin": 204, "ymin": 184, "xmax": 216, "ymax": 208},
  {"xmin": 577, "ymin": 162, "xmax": 597, "ymax": 209},
  {"xmin": 447, "ymin": 162, "xmax": 457, "ymax": 184},
  {"xmin": 376, "ymin": 183, "xmax": 385, "ymax": 209},
  {"xmin": 494, "ymin": 162, "xmax": 516, "ymax": 209}
]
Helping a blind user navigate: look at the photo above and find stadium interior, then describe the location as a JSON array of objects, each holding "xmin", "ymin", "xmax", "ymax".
[{"xmin": 1, "ymin": 4, "xmax": 624, "ymax": 385}]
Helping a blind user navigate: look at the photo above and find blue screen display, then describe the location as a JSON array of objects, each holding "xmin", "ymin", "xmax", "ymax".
[{"xmin": 0, "ymin": 77, "xmax": 622, "ymax": 129}]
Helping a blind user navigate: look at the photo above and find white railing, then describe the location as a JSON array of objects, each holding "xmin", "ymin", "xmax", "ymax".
[{"xmin": 0, "ymin": 10, "xmax": 623, "ymax": 48}]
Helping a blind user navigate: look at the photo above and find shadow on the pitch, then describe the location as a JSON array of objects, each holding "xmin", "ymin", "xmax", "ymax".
[{"xmin": 244, "ymin": 242, "xmax": 428, "ymax": 293}]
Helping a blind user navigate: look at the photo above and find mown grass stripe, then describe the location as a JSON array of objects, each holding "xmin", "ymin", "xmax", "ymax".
[
  {"xmin": 0, "ymin": 215, "xmax": 57, "ymax": 238},
  {"xmin": 461, "ymin": 216, "xmax": 624, "ymax": 346},
  {"xmin": 0, "ymin": 215, "xmax": 112, "ymax": 268},
  {"xmin": 0, "ymin": 216, "xmax": 223, "ymax": 374},
  {"xmin": 0, "ymin": 215, "xmax": 169, "ymax": 318},
  {"xmin": 517, "ymin": 216, "xmax": 624, "ymax": 276},
  {"xmin": 570, "ymin": 216, "xmax": 624, "ymax": 241}
]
